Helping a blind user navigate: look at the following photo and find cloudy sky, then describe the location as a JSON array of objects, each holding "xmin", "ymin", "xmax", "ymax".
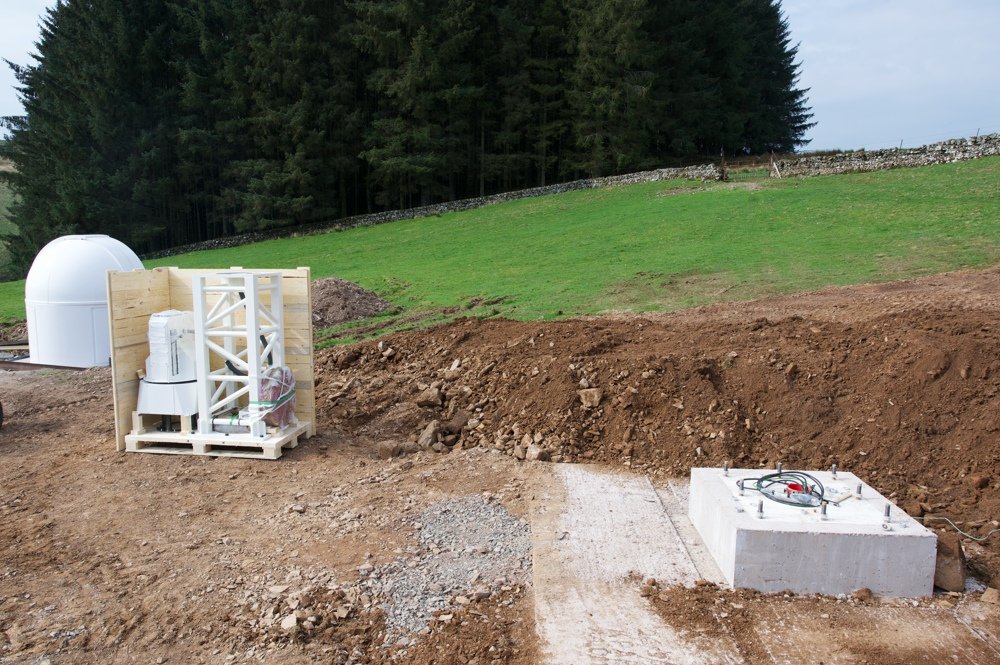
[
  {"xmin": 1, "ymin": 0, "xmax": 998, "ymax": 151},
  {"xmin": 783, "ymin": 0, "xmax": 999, "ymax": 150}
]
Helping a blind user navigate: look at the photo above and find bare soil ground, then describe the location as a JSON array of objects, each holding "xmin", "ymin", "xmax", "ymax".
[{"xmin": 3, "ymin": 266, "xmax": 1000, "ymax": 663}]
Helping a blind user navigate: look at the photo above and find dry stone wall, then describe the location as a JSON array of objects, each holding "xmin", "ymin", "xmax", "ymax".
[
  {"xmin": 144, "ymin": 134, "xmax": 999, "ymax": 260},
  {"xmin": 776, "ymin": 134, "xmax": 1000, "ymax": 177}
]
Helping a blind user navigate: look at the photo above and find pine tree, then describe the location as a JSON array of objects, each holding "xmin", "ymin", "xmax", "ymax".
[
  {"xmin": 352, "ymin": 0, "xmax": 482, "ymax": 208},
  {"xmin": 1, "ymin": 0, "xmax": 813, "ymax": 273},
  {"xmin": 645, "ymin": 0, "xmax": 715, "ymax": 161},
  {"xmin": 2, "ymin": 2, "xmax": 96, "ymax": 274},
  {"xmin": 1, "ymin": 0, "xmax": 182, "ymax": 264},
  {"xmin": 528, "ymin": 0, "xmax": 574, "ymax": 185},
  {"xmin": 171, "ymin": 0, "xmax": 247, "ymax": 244},
  {"xmin": 474, "ymin": 0, "xmax": 532, "ymax": 194},
  {"xmin": 738, "ymin": 0, "xmax": 814, "ymax": 153},
  {"xmin": 566, "ymin": 0, "xmax": 656, "ymax": 177},
  {"xmin": 683, "ymin": 0, "xmax": 813, "ymax": 156},
  {"xmin": 220, "ymin": 0, "xmax": 363, "ymax": 231}
]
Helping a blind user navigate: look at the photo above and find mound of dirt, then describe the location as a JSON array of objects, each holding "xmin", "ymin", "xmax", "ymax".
[
  {"xmin": 312, "ymin": 277, "xmax": 393, "ymax": 328},
  {"xmin": 316, "ymin": 267, "xmax": 1000, "ymax": 582}
]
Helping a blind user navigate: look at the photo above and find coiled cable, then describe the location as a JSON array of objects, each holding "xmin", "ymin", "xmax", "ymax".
[{"xmin": 738, "ymin": 471, "xmax": 826, "ymax": 507}]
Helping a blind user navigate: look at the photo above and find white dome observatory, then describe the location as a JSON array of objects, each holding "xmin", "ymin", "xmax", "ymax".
[{"xmin": 25, "ymin": 234, "xmax": 143, "ymax": 367}]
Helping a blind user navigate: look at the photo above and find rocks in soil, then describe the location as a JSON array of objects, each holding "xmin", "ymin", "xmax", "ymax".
[
  {"xmin": 315, "ymin": 311, "xmax": 1000, "ymax": 490},
  {"xmin": 416, "ymin": 387, "xmax": 444, "ymax": 408},
  {"xmin": 418, "ymin": 421, "xmax": 442, "ymax": 449},
  {"xmin": 525, "ymin": 443, "xmax": 550, "ymax": 462},
  {"xmin": 377, "ymin": 441, "xmax": 405, "ymax": 459},
  {"xmin": 968, "ymin": 474, "xmax": 990, "ymax": 490},
  {"xmin": 982, "ymin": 587, "xmax": 1000, "ymax": 604},
  {"xmin": 444, "ymin": 410, "xmax": 470, "ymax": 434},
  {"xmin": 313, "ymin": 277, "xmax": 1000, "ymax": 582},
  {"xmin": 934, "ymin": 532, "xmax": 967, "ymax": 592},
  {"xmin": 577, "ymin": 388, "xmax": 603, "ymax": 408}
]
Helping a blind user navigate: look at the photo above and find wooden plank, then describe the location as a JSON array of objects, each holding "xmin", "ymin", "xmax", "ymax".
[
  {"xmin": 110, "ymin": 315, "xmax": 156, "ymax": 348},
  {"xmin": 299, "ymin": 268, "xmax": 315, "ymax": 432},
  {"xmin": 114, "ymin": 379, "xmax": 141, "ymax": 452},
  {"xmin": 287, "ymin": 368, "xmax": 314, "ymax": 382},
  {"xmin": 283, "ymin": 310, "xmax": 312, "ymax": 327},
  {"xmin": 290, "ymin": 361, "xmax": 314, "ymax": 375},
  {"xmin": 112, "ymin": 313, "xmax": 155, "ymax": 337},
  {"xmin": 165, "ymin": 266, "xmax": 308, "ymax": 281},
  {"xmin": 285, "ymin": 334, "xmax": 314, "ymax": 349},
  {"xmin": 108, "ymin": 269, "xmax": 168, "ymax": 451},
  {"xmin": 281, "ymin": 292, "xmax": 311, "ymax": 306},
  {"xmin": 113, "ymin": 344, "xmax": 151, "ymax": 384},
  {"xmin": 108, "ymin": 269, "xmax": 169, "ymax": 320}
]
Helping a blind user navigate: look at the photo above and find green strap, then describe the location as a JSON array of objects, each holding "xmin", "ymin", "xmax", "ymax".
[{"xmin": 250, "ymin": 388, "xmax": 296, "ymax": 409}]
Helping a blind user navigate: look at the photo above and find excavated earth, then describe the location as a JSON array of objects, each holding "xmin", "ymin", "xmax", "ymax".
[
  {"xmin": 310, "ymin": 277, "xmax": 394, "ymax": 329},
  {"xmin": 2, "ymin": 266, "xmax": 1000, "ymax": 663}
]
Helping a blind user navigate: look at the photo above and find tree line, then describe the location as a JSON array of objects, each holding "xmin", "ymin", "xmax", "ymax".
[{"xmin": 1, "ymin": 0, "xmax": 812, "ymax": 276}]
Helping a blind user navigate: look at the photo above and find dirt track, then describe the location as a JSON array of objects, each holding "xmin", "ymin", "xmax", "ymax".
[{"xmin": 3, "ymin": 266, "xmax": 1000, "ymax": 663}]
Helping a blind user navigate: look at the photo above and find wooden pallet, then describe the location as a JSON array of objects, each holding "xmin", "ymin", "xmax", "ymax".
[{"xmin": 124, "ymin": 418, "xmax": 309, "ymax": 460}]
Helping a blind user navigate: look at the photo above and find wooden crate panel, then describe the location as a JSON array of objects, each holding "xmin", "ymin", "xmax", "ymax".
[
  {"xmin": 287, "ymin": 354, "xmax": 312, "ymax": 374},
  {"xmin": 111, "ymin": 315, "xmax": 158, "ymax": 348},
  {"xmin": 108, "ymin": 269, "xmax": 170, "ymax": 320},
  {"xmin": 285, "ymin": 334, "xmax": 314, "ymax": 350},
  {"xmin": 282, "ymin": 310, "xmax": 312, "ymax": 327},
  {"xmin": 114, "ymin": 379, "xmax": 141, "ymax": 452},
  {"xmin": 113, "ymin": 343, "xmax": 151, "ymax": 384}
]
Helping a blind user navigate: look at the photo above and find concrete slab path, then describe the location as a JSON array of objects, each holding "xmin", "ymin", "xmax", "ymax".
[
  {"xmin": 531, "ymin": 464, "xmax": 1000, "ymax": 664},
  {"xmin": 531, "ymin": 464, "xmax": 740, "ymax": 664}
]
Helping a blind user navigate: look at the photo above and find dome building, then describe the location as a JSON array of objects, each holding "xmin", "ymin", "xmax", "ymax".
[{"xmin": 25, "ymin": 235, "xmax": 143, "ymax": 367}]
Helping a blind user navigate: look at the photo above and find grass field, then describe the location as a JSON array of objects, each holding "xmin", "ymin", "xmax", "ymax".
[{"xmin": 1, "ymin": 157, "xmax": 998, "ymax": 338}]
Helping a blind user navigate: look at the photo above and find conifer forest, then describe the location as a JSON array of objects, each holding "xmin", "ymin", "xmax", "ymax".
[{"xmin": 1, "ymin": 0, "xmax": 812, "ymax": 274}]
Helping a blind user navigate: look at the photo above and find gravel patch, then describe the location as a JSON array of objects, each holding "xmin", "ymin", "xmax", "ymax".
[{"xmin": 371, "ymin": 495, "xmax": 532, "ymax": 642}]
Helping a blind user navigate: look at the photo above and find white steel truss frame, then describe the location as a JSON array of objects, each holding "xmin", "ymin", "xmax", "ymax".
[{"xmin": 192, "ymin": 272, "xmax": 285, "ymax": 438}]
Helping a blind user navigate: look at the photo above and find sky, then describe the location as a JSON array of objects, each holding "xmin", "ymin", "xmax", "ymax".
[
  {"xmin": 1, "ymin": 0, "xmax": 998, "ymax": 152},
  {"xmin": 782, "ymin": 0, "xmax": 1000, "ymax": 150}
]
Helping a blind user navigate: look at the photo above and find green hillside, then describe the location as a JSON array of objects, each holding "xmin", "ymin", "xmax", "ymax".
[{"xmin": 1, "ymin": 157, "xmax": 998, "ymax": 342}]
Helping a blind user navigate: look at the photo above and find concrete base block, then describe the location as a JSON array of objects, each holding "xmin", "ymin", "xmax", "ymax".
[{"xmin": 689, "ymin": 467, "xmax": 937, "ymax": 597}]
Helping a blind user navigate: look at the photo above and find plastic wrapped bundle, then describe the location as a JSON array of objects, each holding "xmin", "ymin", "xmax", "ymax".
[{"xmin": 258, "ymin": 366, "xmax": 297, "ymax": 429}]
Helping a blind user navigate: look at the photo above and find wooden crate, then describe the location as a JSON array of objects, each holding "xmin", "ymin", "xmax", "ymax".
[{"xmin": 107, "ymin": 267, "xmax": 316, "ymax": 457}]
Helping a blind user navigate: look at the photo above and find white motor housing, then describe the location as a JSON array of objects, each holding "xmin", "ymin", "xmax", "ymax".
[
  {"xmin": 137, "ymin": 310, "xmax": 198, "ymax": 417},
  {"xmin": 144, "ymin": 310, "xmax": 196, "ymax": 382}
]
